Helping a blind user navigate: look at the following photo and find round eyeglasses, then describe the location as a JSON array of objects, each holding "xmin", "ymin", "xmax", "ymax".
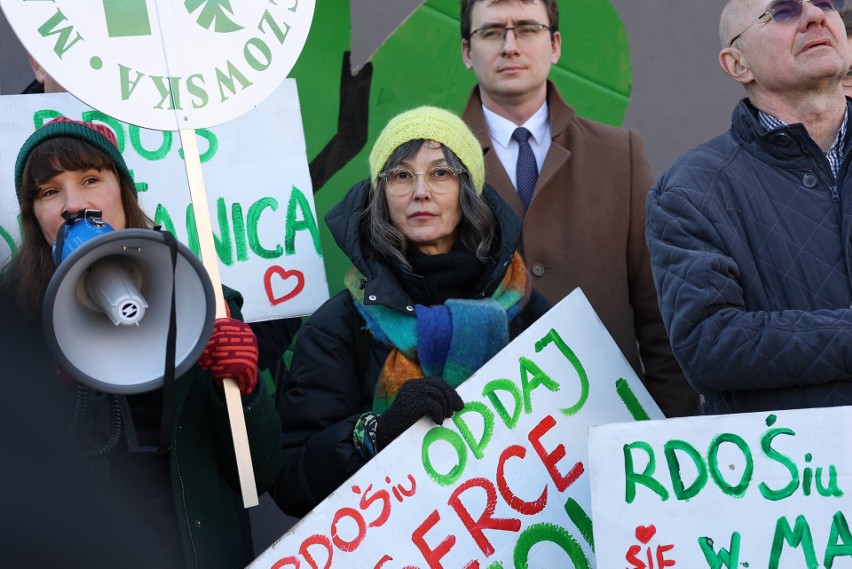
[
  {"xmin": 727, "ymin": 0, "xmax": 848, "ymax": 48},
  {"xmin": 378, "ymin": 166, "xmax": 466, "ymax": 196}
]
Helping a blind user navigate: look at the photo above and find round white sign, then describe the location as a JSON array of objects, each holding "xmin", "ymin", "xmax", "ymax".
[{"xmin": 1, "ymin": 0, "xmax": 315, "ymax": 130}]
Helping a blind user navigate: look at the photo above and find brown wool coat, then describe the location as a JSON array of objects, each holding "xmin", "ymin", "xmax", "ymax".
[{"xmin": 462, "ymin": 81, "xmax": 699, "ymax": 417}]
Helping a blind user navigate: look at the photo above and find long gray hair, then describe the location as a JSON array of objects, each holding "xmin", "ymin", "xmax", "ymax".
[{"xmin": 361, "ymin": 139, "xmax": 496, "ymax": 268}]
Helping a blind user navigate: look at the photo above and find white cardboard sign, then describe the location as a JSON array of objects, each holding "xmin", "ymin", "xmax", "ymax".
[
  {"xmin": 589, "ymin": 406, "xmax": 852, "ymax": 568},
  {"xmin": 0, "ymin": 82, "xmax": 328, "ymax": 322},
  {"xmin": 0, "ymin": 1, "xmax": 315, "ymax": 130},
  {"xmin": 250, "ymin": 289, "xmax": 664, "ymax": 568}
]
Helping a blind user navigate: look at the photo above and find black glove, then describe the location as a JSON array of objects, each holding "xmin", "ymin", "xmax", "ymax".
[{"xmin": 375, "ymin": 377, "xmax": 463, "ymax": 451}]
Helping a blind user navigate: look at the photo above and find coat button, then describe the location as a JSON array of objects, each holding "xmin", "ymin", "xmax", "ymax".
[
  {"xmin": 775, "ymin": 133, "xmax": 791, "ymax": 146},
  {"xmin": 194, "ymin": 520, "xmax": 202, "ymax": 528},
  {"xmin": 368, "ymin": 295, "xmax": 377, "ymax": 301},
  {"xmin": 531, "ymin": 263, "xmax": 545, "ymax": 277},
  {"xmin": 803, "ymin": 174, "xmax": 818, "ymax": 188},
  {"xmin": 406, "ymin": 305, "xmax": 414, "ymax": 312}
]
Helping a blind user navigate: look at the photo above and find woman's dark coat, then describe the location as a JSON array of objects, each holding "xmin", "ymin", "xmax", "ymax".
[{"xmin": 272, "ymin": 180, "xmax": 550, "ymax": 517}]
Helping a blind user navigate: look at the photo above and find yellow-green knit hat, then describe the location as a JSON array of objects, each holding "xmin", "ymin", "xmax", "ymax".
[{"xmin": 369, "ymin": 106, "xmax": 485, "ymax": 195}]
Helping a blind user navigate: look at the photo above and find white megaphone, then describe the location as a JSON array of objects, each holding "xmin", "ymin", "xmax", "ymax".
[{"xmin": 42, "ymin": 210, "xmax": 216, "ymax": 394}]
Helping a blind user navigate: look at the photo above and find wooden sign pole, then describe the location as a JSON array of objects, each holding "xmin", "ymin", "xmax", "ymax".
[{"xmin": 178, "ymin": 128, "xmax": 259, "ymax": 509}]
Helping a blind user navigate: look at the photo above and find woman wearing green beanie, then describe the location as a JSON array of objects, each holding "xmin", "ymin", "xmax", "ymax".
[
  {"xmin": 272, "ymin": 106, "xmax": 550, "ymax": 517},
  {"xmin": 1, "ymin": 116, "xmax": 283, "ymax": 568}
]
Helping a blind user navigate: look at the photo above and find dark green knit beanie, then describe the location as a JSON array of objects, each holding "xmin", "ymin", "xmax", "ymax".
[{"xmin": 14, "ymin": 117, "xmax": 135, "ymax": 202}]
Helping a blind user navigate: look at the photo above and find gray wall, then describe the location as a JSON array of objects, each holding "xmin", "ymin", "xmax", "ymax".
[
  {"xmin": 350, "ymin": 0, "xmax": 426, "ymax": 70},
  {"xmin": 612, "ymin": 0, "xmax": 743, "ymax": 177},
  {"xmin": 1, "ymin": 10, "xmax": 34, "ymax": 94}
]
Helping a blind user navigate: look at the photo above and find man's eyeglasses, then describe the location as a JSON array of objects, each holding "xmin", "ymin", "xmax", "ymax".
[
  {"xmin": 379, "ymin": 166, "xmax": 467, "ymax": 196},
  {"xmin": 467, "ymin": 23, "xmax": 551, "ymax": 44},
  {"xmin": 727, "ymin": 0, "xmax": 848, "ymax": 48}
]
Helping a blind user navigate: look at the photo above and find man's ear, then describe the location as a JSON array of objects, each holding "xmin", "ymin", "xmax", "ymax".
[
  {"xmin": 719, "ymin": 47, "xmax": 753, "ymax": 85},
  {"xmin": 28, "ymin": 53, "xmax": 48, "ymax": 85},
  {"xmin": 550, "ymin": 30, "xmax": 562, "ymax": 65},
  {"xmin": 462, "ymin": 38, "xmax": 473, "ymax": 69}
]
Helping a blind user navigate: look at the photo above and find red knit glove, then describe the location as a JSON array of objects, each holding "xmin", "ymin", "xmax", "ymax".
[{"xmin": 197, "ymin": 318, "xmax": 259, "ymax": 395}]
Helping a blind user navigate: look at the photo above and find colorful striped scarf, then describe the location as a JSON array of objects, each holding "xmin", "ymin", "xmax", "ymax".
[{"xmin": 346, "ymin": 252, "xmax": 532, "ymax": 414}]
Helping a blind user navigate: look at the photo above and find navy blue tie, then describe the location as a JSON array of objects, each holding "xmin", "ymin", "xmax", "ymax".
[{"xmin": 512, "ymin": 127, "xmax": 538, "ymax": 209}]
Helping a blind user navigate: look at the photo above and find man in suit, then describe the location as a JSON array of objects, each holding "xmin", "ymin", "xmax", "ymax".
[{"xmin": 459, "ymin": 0, "xmax": 699, "ymax": 417}]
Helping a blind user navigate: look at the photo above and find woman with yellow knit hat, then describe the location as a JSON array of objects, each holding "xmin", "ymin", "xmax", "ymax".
[{"xmin": 272, "ymin": 106, "xmax": 550, "ymax": 517}]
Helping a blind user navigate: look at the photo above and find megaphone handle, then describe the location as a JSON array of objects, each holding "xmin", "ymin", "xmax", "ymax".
[{"xmin": 179, "ymin": 128, "xmax": 258, "ymax": 509}]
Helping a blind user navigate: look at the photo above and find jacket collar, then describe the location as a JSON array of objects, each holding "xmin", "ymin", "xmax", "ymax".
[
  {"xmin": 545, "ymin": 80, "xmax": 576, "ymax": 139},
  {"xmin": 462, "ymin": 80, "xmax": 577, "ymax": 149},
  {"xmin": 731, "ymin": 97, "xmax": 852, "ymax": 167}
]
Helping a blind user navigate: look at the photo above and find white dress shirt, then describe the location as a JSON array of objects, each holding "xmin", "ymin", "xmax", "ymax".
[{"xmin": 482, "ymin": 101, "xmax": 551, "ymax": 191}]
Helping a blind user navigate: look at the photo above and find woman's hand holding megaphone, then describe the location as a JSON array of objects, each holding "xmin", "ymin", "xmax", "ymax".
[{"xmin": 197, "ymin": 317, "xmax": 259, "ymax": 396}]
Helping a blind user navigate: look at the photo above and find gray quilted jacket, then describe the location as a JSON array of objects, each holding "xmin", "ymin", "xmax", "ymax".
[{"xmin": 646, "ymin": 98, "xmax": 852, "ymax": 414}]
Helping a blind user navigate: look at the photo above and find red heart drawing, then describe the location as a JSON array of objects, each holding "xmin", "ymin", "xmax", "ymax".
[
  {"xmin": 635, "ymin": 524, "xmax": 656, "ymax": 544},
  {"xmin": 264, "ymin": 266, "xmax": 305, "ymax": 306}
]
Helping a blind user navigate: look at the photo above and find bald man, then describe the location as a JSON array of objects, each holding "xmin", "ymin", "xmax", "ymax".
[{"xmin": 646, "ymin": 0, "xmax": 852, "ymax": 414}]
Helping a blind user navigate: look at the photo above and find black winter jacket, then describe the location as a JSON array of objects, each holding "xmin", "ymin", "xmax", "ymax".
[
  {"xmin": 0, "ymin": 282, "xmax": 282, "ymax": 568},
  {"xmin": 647, "ymin": 98, "xmax": 852, "ymax": 414},
  {"xmin": 272, "ymin": 180, "xmax": 550, "ymax": 517}
]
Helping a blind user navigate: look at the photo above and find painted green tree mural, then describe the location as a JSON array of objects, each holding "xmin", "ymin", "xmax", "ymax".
[
  {"xmin": 184, "ymin": 0, "xmax": 243, "ymax": 32},
  {"xmin": 289, "ymin": 0, "xmax": 630, "ymax": 296}
]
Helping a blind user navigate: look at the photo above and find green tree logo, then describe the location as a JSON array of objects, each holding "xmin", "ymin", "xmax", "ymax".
[{"xmin": 184, "ymin": 0, "xmax": 243, "ymax": 33}]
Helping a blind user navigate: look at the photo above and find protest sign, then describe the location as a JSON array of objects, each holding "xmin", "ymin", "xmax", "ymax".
[
  {"xmin": 589, "ymin": 406, "xmax": 852, "ymax": 568},
  {"xmin": 0, "ymin": 1, "xmax": 315, "ymax": 131},
  {"xmin": 0, "ymin": 83, "xmax": 328, "ymax": 322},
  {"xmin": 250, "ymin": 289, "xmax": 664, "ymax": 568},
  {"xmin": 2, "ymin": 0, "xmax": 317, "ymax": 508}
]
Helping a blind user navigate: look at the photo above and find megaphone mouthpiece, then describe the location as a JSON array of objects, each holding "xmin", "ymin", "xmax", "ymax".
[
  {"xmin": 85, "ymin": 258, "xmax": 148, "ymax": 326},
  {"xmin": 53, "ymin": 210, "xmax": 113, "ymax": 267}
]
